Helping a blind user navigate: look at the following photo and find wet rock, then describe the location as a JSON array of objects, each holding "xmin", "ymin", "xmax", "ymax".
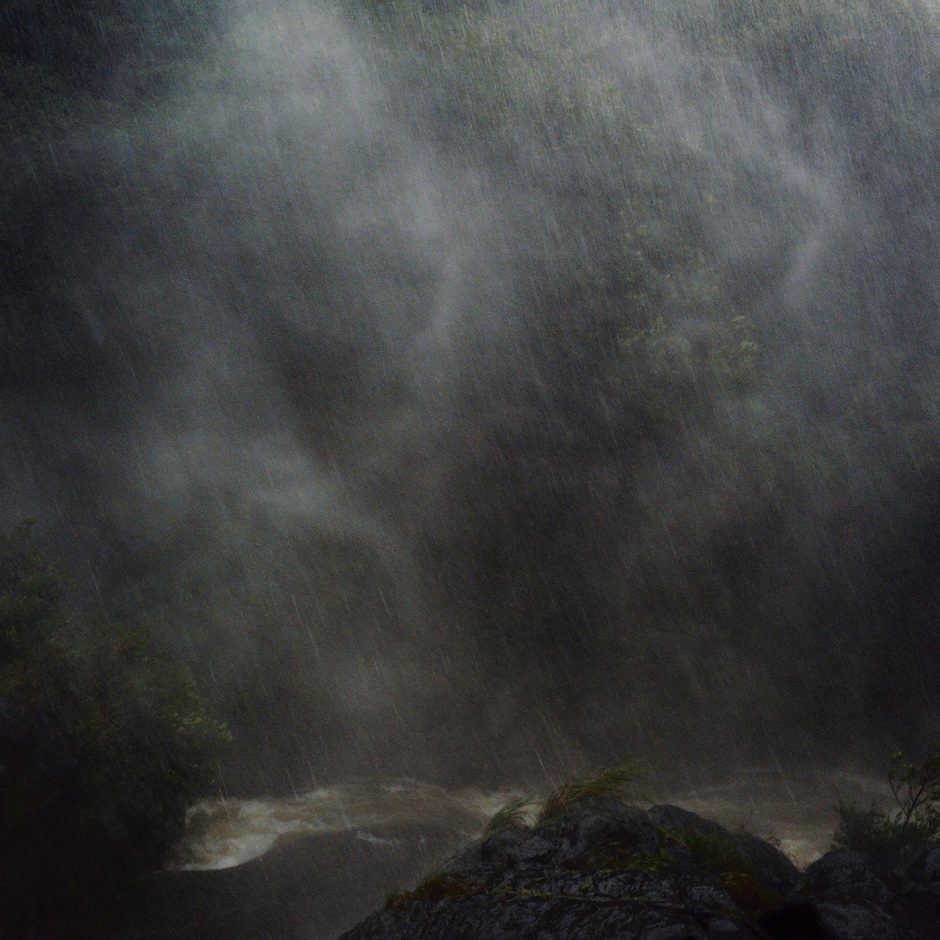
[
  {"xmin": 758, "ymin": 901, "xmax": 830, "ymax": 939},
  {"xmin": 648, "ymin": 804, "xmax": 729, "ymax": 840},
  {"xmin": 649, "ymin": 804, "xmax": 799, "ymax": 895},
  {"xmin": 514, "ymin": 832, "xmax": 557, "ymax": 864},
  {"xmin": 341, "ymin": 802, "xmax": 767, "ymax": 939},
  {"xmin": 479, "ymin": 827, "xmax": 527, "ymax": 866},
  {"xmin": 803, "ymin": 850, "xmax": 893, "ymax": 904},
  {"xmin": 442, "ymin": 838, "xmax": 484, "ymax": 874},
  {"xmin": 707, "ymin": 920, "xmax": 753, "ymax": 938},
  {"xmin": 729, "ymin": 831, "xmax": 800, "ymax": 895},
  {"xmin": 642, "ymin": 926, "xmax": 706, "ymax": 939},
  {"xmin": 905, "ymin": 845, "xmax": 940, "ymax": 882},
  {"xmin": 533, "ymin": 797, "xmax": 661, "ymax": 866},
  {"xmin": 815, "ymin": 901, "xmax": 901, "ymax": 940},
  {"xmin": 890, "ymin": 882, "xmax": 940, "ymax": 937},
  {"xmin": 340, "ymin": 803, "xmax": 939, "ymax": 940}
]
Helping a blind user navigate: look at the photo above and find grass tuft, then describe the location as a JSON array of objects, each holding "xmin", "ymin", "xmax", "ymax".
[
  {"xmin": 662, "ymin": 828, "xmax": 782, "ymax": 913},
  {"xmin": 537, "ymin": 760, "xmax": 647, "ymax": 823},
  {"xmin": 664, "ymin": 829, "xmax": 752, "ymax": 877},
  {"xmin": 484, "ymin": 797, "xmax": 534, "ymax": 837},
  {"xmin": 384, "ymin": 873, "xmax": 484, "ymax": 908}
]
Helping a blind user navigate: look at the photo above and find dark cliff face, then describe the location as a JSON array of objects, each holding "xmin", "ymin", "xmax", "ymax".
[{"xmin": 341, "ymin": 799, "xmax": 940, "ymax": 940}]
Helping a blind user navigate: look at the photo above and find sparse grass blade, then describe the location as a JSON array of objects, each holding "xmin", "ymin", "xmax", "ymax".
[
  {"xmin": 484, "ymin": 797, "xmax": 534, "ymax": 837},
  {"xmin": 537, "ymin": 759, "xmax": 648, "ymax": 823}
]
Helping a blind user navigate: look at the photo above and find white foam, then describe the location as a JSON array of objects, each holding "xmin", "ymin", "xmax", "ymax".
[
  {"xmin": 170, "ymin": 780, "xmax": 503, "ymax": 870},
  {"xmin": 170, "ymin": 770, "xmax": 888, "ymax": 872}
]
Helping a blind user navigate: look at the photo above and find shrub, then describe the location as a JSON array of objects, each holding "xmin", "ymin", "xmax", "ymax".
[
  {"xmin": 832, "ymin": 747, "xmax": 940, "ymax": 861},
  {"xmin": 0, "ymin": 522, "xmax": 230, "ymax": 918}
]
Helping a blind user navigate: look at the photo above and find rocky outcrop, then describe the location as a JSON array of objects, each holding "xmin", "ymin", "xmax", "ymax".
[{"xmin": 340, "ymin": 800, "xmax": 940, "ymax": 939}]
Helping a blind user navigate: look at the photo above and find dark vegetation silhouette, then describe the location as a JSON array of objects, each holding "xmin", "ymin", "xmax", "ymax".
[
  {"xmin": 0, "ymin": 523, "xmax": 229, "ymax": 930},
  {"xmin": 833, "ymin": 746, "xmax": 940, "ymax": 862}
]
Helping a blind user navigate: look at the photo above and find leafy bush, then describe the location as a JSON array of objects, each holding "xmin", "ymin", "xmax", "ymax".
[
  {"xmin": 0, "ymin": 522, "xmax": 230, "ymax": 916},
  {"xmin": 832, "ymin": 748, "xmax": 940, "ymax": 861}
]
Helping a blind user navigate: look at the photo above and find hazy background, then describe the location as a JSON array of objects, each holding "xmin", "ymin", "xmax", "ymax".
[{"xmin": 3, "ymin": 0, "xmax": 940, "ymax": 794}]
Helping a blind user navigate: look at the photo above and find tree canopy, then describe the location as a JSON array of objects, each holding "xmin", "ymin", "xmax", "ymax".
[{"xmin": 0, "ymin": 522, "xmax": 229, "ymax": 924}]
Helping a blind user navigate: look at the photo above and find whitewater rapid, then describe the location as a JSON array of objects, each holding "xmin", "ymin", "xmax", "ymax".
[
  {"xmin": 169, "ymin": 770, "xmax": 889, "ymax": 873},
  {"xmin": 169, "ymin": 780, "xmax": 520, "ymax": 870}
]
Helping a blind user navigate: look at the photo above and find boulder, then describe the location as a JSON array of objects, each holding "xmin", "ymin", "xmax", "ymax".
[
  {"xmin": 341, "ymin": 803, "xmax": 940, "ymax": 940},
  {"xmin": 803, "ymin": 850, "xmax": 894, "ymax": 905},
  {"xmin": 905, "ymin": 845, "xmax": 940, "ymax": 882}
]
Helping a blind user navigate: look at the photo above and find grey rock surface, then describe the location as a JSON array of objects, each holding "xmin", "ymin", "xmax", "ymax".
[
  {"xmin": 804, "ymin": 849, "xmax": 894, "ymax": 904},
  {"xmin": 341, "ymin": 801, "xmax": 940, "ymax": 940}
]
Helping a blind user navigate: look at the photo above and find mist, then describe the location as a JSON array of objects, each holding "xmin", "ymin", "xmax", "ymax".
[{"xmin": 4, "ymin": 0, "xmax": 940, "ymax": 803}]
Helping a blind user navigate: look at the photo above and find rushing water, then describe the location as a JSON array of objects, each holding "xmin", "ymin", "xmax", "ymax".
[
  {"xmin": 170, "ymin": 768, "xmax": 890, "ymax": 874},
  {"xmin": 170, "ymin": 780, "xmax": 518, "ymax": 870}
]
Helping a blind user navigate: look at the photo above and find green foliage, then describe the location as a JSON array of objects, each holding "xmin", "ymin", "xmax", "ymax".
[
  {"xmin": 832, "ymin": 747, "xmax": 940, "ymax": 860},
  {"xmin": 662, "ymin": 828, "xmax": 781, "ymax": 913},
  {"xmin": 385, "ymin": 872, "xmax": 483, "ymax": 908},
  {"xmin": 665, "ymin": 828, "xmax": 754, "ymax": 879},
  {"xmin": 537, "ymin": 760, "xmax": 647, "ymax": 823},
  {"xmin": 887, "ymin": 748, "xmax": 940, "ymax": 839},
  {"xmin": 587, "ymin": 835, "xmax": 670, "ymax": 873},
  {"xmin": 831, "ymin": 801, "xmax": 909, "ymax": 858},
  {"xmin": 377, "ymin": 0, "xmax": 759, "ymax": 420},
  {"xmin": 371, "ymin": 0, "xmax": 641, "ymax": 145},
  {"xmin": 0, "ymin": 522, "xmax": 230, "ymax": 898},
  {"xmin": 479, "ymin": 761, "xmax": 648, "ymax": 836},
  {"xmin": 484, "ymin": 796, "xmax": 534, "ymax": 837},
  {"xmin": 0, "ymin": 521, "xmax": 68, "ymax": 657}
]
